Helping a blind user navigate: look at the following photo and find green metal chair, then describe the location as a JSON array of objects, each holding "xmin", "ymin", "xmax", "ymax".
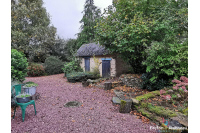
[{"xmin": 11, "ymin": 84, "xmax": 37, "ymax": 122}]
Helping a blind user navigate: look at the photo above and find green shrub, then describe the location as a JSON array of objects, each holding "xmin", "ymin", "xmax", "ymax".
[
  {"xmin": 11, "ymin": 49, "xmax": 28, "ymax": 82},
  {"xmin": 27, "ymin": 63, "xmax": 45, "ymax": 77},
  {"xmin": 143, "ymin": 41, "xmax": 188, "ymax": 84},
  {"xmin": 44, "ymin": 56, "xmax": 64, "ymax": 75},
  {"xmin": 31, "ymin": 51, "xmax": 48, "ymax": 63},
  {"xmin": 66, "ymin": 72, "xmax": 97, "ymax": 82},
  {"xmin": 141, "ymin": 72, "xmax": 171, "ymax": 91},
  {"xmin": 62, "ymin": 59, "xmax": 83, "ymax": 74},
  {"xmin": 91, "ymin": 55, "xmax": 101, "ymax": 78}
]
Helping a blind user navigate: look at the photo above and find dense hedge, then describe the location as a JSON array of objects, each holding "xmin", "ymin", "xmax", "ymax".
[
  {"xmin": 44, "ymin": 56, "xmax": 64, "ymax": 75},
  {"xmin": 11, "ymin": 49, "xmax": 28, "ymax": 82},
  {"xmin": 66, "ymin": 72, "xmax": 98, "ymax": 83}
]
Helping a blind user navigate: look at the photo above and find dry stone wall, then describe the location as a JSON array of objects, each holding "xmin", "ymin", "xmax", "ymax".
[{"xmin": 119, "ymin": 74, "xmax": 142, "ymax": 88}]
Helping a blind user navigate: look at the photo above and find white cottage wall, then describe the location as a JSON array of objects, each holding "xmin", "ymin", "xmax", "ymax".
[{"xmin": 80, "ymin": 56, "xmax": 116, "ymax": 77}]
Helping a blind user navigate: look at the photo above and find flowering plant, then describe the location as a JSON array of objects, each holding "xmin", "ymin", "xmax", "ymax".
[
  {"xmin": 161, "ymin": 95, "xmax": 171, "ymax": 100},
  {"xmin": 27, "ymin": 63, "xmax": 45, "ymax": 77},
  {"xmin": 172, "ymin": 76, "xmax": 188, "ymax": 92}
]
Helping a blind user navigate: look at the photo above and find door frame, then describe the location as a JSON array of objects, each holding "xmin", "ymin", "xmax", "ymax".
[
  {"xmin": 84, "ymin": 57, "xmax": 90, "ymax": 72},
  {"xmin": 101, "ymin": 58, "xmax": 111, "ymax": 78}
]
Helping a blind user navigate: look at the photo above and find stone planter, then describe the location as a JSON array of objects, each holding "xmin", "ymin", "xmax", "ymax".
[
  {"xmin": 119, "ymin": 99, "xmax": 132, "ymax": 113},
  {"xmin": 23, "ymin": 86, "xmax": 36, "ymax": 96},
  {"xmin": 16, "ymin": 96, "xmax": 31, "ymax": 103}
]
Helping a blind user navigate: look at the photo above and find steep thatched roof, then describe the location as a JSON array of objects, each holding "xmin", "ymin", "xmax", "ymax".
[{"xmin": 76, "ymin": 43, "xmax": 110, "ymax": 57}]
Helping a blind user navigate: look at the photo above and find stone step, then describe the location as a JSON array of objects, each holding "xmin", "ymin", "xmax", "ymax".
[
  {"xmin": 131, "ymin": 98, "xmax": 139, "ymax": 105},
  {"xmin": 112, "ymin": 97, "xmax": 121, "ymax": 104},
  {"xmin": 171, "ymin": 113, "xmax": 188, "ymax": 127},
  {"xmin": 113, "ymin": 90, "xmax": 126, "ymax": 99},
  {"xmin": 136, "ymin": 107, "xmax": 188, "ymax": 131}
]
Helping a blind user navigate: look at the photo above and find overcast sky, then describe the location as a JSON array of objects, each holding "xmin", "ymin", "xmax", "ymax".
[{"xmin": 42, "ymin": 0, "xmax": 113, "ymax": 40}]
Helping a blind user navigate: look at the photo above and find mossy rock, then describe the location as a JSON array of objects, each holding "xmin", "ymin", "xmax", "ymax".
[
  {"xmin": 136, "ymin": 90, "xmax": 160, "ymax": 101},
  {"xmin": 147, "ymin": 103, "xmax": 177, "ymax": 118},
  {"xmin": 119, "ymin": 100, "xmax": 132, "ymax": 113},
  {"xmin": 140, "ymin": 102, "xmax": 148, "ymax": 108},
  {"xmin": 119, "ymin": 100, "xmax": 127, "ymax": 113},
  {"xmin": 136, "ymin": 108, "xmax": 162, "ymax": 123},
  {"xmin": 137, "ymin": 108, "xmax": 151, "ymax": 118},
  {"xmin": 182, "ymin": 108, "xmax": 188, "ymax": 116}
]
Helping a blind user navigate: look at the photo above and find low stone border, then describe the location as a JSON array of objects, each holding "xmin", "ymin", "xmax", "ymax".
[{"xmin": 112, "ymin": 89, "xmax": 188, "ymax": 129}]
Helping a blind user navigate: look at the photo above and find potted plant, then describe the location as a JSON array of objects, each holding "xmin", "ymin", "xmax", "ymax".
[
  {"xmin": 23, "ymin": 82, "xmax": 38, "ymax": 96},
  {"xmin": 15, "ymin": 93, "xmax": 31, "ymax": 103}
]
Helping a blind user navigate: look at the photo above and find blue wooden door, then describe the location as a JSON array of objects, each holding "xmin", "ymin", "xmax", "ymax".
[
  {"xmin": 102, "ymin": 60, "xmax": 110, "ymax": 78},
  {"xmin": 85, "ymin": 58, "xmax": 90, "ymax": 72}
]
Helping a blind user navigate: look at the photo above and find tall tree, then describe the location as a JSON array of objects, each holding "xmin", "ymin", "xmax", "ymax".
[
  {"xmin": 77, "ymin": 0, "xmax": 101, "ymax": 46},
  {"xmin": 11, "ymin": 0, "xmax": 57, "ymax": 61},
  {"xmin": 48, "ymin": 37, "xmax": 79, "ymax": 62},
  {"xmin": 95, "ymin": 0, "xmax": 188, "ymax": 74}
]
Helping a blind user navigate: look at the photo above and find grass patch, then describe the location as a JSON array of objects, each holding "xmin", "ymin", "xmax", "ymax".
[{"xmin": 136, "ymin": 90, "xmax": 160, "ymax": 101}]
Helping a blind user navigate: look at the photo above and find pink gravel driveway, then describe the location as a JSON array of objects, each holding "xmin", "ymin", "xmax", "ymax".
[{"xmin": 11, "ymin": 74, "xmax": 157, "ymax": 133}]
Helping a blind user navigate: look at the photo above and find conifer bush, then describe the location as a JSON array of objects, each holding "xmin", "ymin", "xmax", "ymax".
[{"xmin": 44, "ymin": 56, "xmax": 64, "ymax": 75}]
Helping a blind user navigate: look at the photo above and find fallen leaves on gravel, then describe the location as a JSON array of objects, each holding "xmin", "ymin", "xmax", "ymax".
[
  {"xmin": 130, "ymin": 110, "xmax": 150, "ymax": 124},
  {"xmin": 12, "ymin": 74, "xmax": 155, "ymax": 133}
]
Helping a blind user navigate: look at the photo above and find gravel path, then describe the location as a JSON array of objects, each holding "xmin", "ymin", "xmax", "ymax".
[{"xmin": 11, "ymin": 74, "xmax": 157, "ymax": 133}]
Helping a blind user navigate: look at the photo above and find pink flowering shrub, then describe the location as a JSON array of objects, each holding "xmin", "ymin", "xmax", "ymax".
[
  {"xmin": 27, "ymin": 63, "xmax": 45, "ymax": 77},
  {"xmin": 160, "ymin": 90, "xmax": 166, "ymax": 95},
  {"xmin": 180, "ymin": 76, "xmax": 188, "ymax": 83},
  {"xmin": 161, "ymin": 94, "xmax": 171, "ymax": 100},
  {"xmin": 172, "ymin": 76, "xmax": 188, "ymax": 92},
  {"xmin": 160, "ymin": 88, "xmax": 171, "ymax": 100}
]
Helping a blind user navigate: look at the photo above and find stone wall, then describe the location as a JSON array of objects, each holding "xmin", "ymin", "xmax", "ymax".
[
  {"xmin": 115, "ymin": 56, "xmax": 131, "ymax": 77},
  {"xmin": 119, "ymin": 74, "xmax": 142, "ymax": 88}
]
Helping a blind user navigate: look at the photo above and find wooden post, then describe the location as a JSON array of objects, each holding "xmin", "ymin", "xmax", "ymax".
[
  {"xmin": 104, "ymin": 82, "xmax": 112, "ymax": 90},
  {"xmin": 82, "ymin": 81, "xmax": 89, "ymax": 87}
]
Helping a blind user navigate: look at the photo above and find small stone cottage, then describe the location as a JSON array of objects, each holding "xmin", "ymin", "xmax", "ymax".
[{"xmin": 76, "ymin": 43, "xmax": 130, "ymax": 78}]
